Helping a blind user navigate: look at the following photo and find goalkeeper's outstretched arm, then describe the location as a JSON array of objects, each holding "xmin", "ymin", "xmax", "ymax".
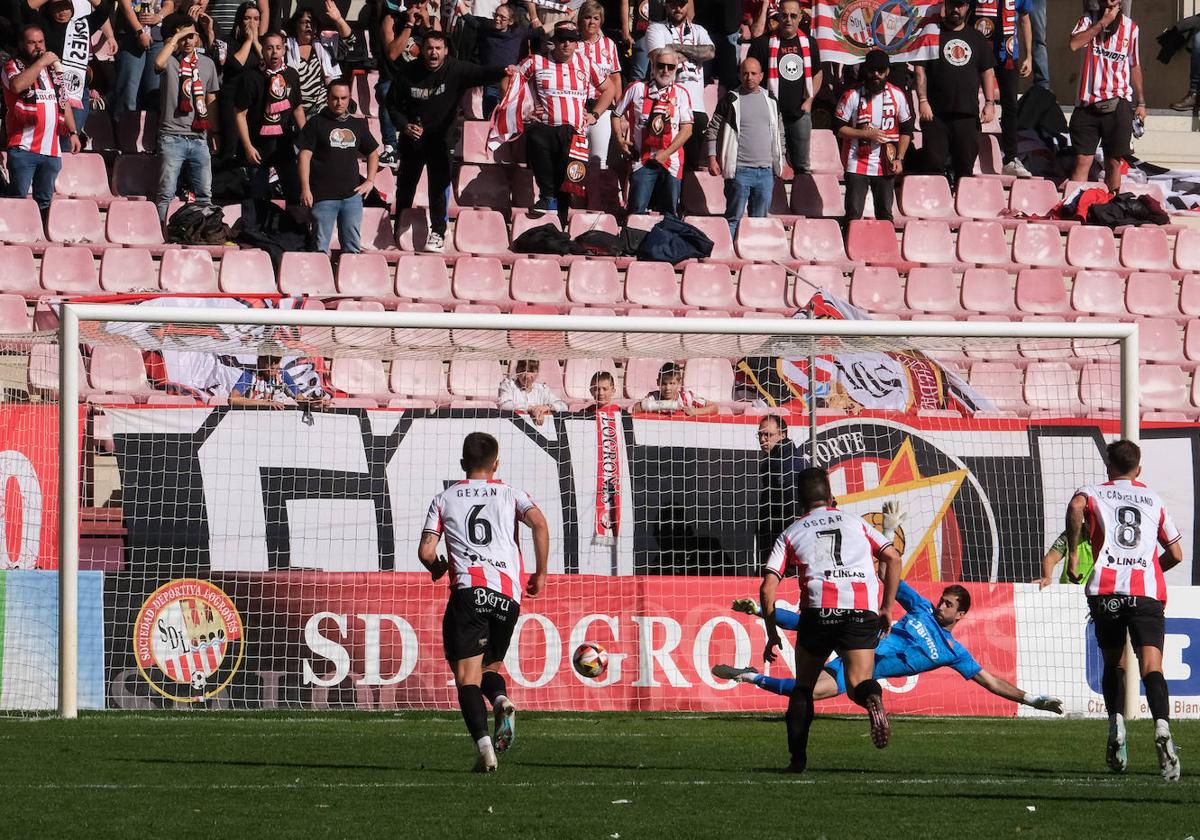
[{"xmin": 971, "ymin": 668, "xmax": 1063, "ymax": 714}]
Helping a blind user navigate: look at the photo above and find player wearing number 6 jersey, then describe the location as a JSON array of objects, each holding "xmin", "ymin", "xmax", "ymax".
[
  {"xmin": 1066, "ymin": 439, "xmax": 1184, "ymax": 781},
  {"xmin": 760, "ymin": 467, "xmax": 902, "ymax": 773},
  {"xmin": 419, "ymin": 432, "xmax": 550, "ymax": 773}
]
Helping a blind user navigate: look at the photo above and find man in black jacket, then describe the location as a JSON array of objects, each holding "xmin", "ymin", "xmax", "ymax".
[
  {"xmin": 386, "ymin": 30, "xmax": 512, "ymax": 253},
  {"xmin": 756, "ymin": 415, "xmax": 810, "ymax": 564}
]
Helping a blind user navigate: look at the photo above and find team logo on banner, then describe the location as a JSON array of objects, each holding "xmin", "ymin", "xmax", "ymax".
[
  {"xmin": 133, "ymin": 579, "xmax": 244, "ymax": 702},
  {"xmin": 815, "ymin": 421, "xmax": 998, "ymax": 582}
]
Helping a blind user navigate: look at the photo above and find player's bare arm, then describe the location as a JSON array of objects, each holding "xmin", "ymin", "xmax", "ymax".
[
  {"xmin": 523, "ymin": 507, "xmax": 550, "ymax": 596},
  {"xmin": 1036, "ymin": 543, "xmax": 1064, "ymax": 588},
  {"xmin": 418, "ymin": 531, "xmax": 447, "ymax": 581},
  {"xmin": 760, "ymin": 570, "xmax": 782, "ymax": 663},
  {"xmin": 1065, "ymin": 494, "xmax": 1087, "ymax": 582},
  {"xmin": 972, "ymin": 669, "xmax": 1063, "ymax": 714},
  {"xmin": 1162, "ymin": 538, "xmax": 1184, "ymax": 573}
]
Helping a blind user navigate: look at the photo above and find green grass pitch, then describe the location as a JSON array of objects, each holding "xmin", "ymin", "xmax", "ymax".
[{"xmin": 3, "ymin": 713, "xmax": 1199, "ymax": 838}]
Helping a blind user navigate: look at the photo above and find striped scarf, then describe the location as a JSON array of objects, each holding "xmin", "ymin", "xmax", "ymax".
[
  {"xmin": 260, "ymin": 66, "xmax": 292, "ymax": 137},
  {"xmin": 766, "ymin": 34, "xmax": 812, "ymax": 100},
  {"xmin": 175, "ymin": 52, "xmax": 211, "ymax": 132},
  {"xmin": 639, "ymin": 82, "xmax": 677, "ymax": 175},
  {"xmin": 973, "ymin": 0, "xmax": 1018, "ymax": 66}
]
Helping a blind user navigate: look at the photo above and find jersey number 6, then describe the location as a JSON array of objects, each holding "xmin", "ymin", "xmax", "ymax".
[{"xmin": 468, "ymin": 504, "xmax": 494, "ymax": 546}]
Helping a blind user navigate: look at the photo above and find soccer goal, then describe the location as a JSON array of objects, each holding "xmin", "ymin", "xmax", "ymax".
[{"xmin": 4, "ymin": 306, "xmax": 1145, "ymax": 719}]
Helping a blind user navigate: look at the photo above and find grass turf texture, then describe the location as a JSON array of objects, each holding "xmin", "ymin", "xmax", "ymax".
[{"xmin": 2, "ymin": 713, "xmax": 1198, "ymax": 839}]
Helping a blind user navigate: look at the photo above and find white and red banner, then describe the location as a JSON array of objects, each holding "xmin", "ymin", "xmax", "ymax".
[
  {"xmin": 593, "ymin": 407, "xmax": 621, "ymax": 540},
  {"xmin": 814, "ymin": 0, "xmax": 941, "ymax": 65},
  {"xmin": 0, "ymin": 405, "xmax": 78, "ymax": 570}
]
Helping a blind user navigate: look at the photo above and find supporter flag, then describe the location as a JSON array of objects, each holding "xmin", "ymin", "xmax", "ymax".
[
  {"xmin": 487, "ymin": 72, "xmax": 532, "ymax": 152},
  {"xmin": 735, "ymin": 289, "xmax": 994, "ymax": 415},
  {"xmin": 813, "ymin": 0, "xmax": 941, "ymax": 65}
]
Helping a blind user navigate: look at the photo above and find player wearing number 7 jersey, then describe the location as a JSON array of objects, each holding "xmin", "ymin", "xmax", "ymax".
[
  {"xmin": 1066, "ymin": 439, "xmax": 1184, "ymax": 781},
  {"xmin": 419, "ymin": 432, "xmax": 550, "ymax": 773},
  {"xmin": 760, "ymin": 467, "xmax": 902, "ymax": 773}
]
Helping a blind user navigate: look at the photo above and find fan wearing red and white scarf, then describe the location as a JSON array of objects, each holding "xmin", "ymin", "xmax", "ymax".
[
  {"xmin": 176, "ymin": 52, "xmax": 212, "ymax": 131},
  {"xmin": 765, "ymin": 32, "xmax": 811, "ymax": 100},
  {"xmin": 973, "ymin": 0, "xmax": 1018, "ymax": 67},
  {"xmin": 614, "ymin": 70, "xmax": 693, "ymax": 181}
]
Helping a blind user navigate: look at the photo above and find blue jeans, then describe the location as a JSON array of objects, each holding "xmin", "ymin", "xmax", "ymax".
[
  {"xmin": 156, "ymin": 133, "xmax": 213, "ymax": 222},
  {"xmin": 6, "ymin": 148, "xmax": 62, "ymax": 210},
  {"xmin": 628, "ymin": 163, "xmax": 681, "ymax": 216},
  {"xmin": 113, "ymin": 33, "xmax": 164, "ymax": 120},
  {"xmin": 376, "ymin": 79, "xmax": 397, "ymax": 148},
  {"xmin": 311, "ymin": 194, "xmax": 364, "ymax": 253},
  {"xmin": 62, "ymin": 89, "xmax": 90, "ymax": 153},
  {"xmin": 632, "ymin": 35, "xmax": 648, "ymax": 81},
  {"xmin": 723, "ymin": 166, "xmax": 774, "ymax": 237},
  {"xmin": 1029, "ymin": 0, "xmax": 1049, "ymax": 90}
]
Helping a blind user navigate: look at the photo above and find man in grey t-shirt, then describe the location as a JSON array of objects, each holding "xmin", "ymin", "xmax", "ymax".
[
  {"xmin": 704, "ymin": 57, "xmax": 784, "ymax": 237},
  {"xmin": 154, "ymin": 14, "xmax": 221, "ymax": 224}
]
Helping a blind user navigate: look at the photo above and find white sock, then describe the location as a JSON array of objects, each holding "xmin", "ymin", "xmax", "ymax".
[
  {"xmin": 494, "ymin": 694, "xmax": 510, "ymax": 710},
  {"xmin": 476, "ymin": 735, "xmax": 494, "ymax": 754},
  {"xmin": 1155, "ymin": 719, "xmax": 1172, "ymax": 740},
  {"xmin": 1110, "ymin": 713, "xmax": 1126, "ymax": 733}
]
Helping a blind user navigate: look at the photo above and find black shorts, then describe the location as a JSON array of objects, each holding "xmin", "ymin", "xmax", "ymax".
[
  {"xmin": 1069, "ymin": 99, "xmax": 1133, "ymax": 158},
  {"xmin": 442, "ymin": 587, "xmax": 520, "ymax": 664},
  {"xmin": 1087, "ymin": 594, "xmax": 1166, "ymax": 651},
  {"xmin": 795, "ymin": 609, "xmax": 881, "ymax": 659}
]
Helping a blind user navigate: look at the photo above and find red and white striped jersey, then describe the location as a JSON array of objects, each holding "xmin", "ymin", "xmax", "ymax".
[
  {"xmin": 765, "ymin": 507, "xmax": 889, "ymax": 611},
  {"xmin": 579, "ymin": 35, "xmax": 621, "ymax": 98},
  {"xmin": 423, "ymin": 479, "xmax": 537, "ymax": 603},
  {"xmin": 614, "ymin": 81, "xmax": 693, "ymax": 178},
  {"xmin": 834, "ymin": 82, "xmax": 911, "ymax": 177},
  {"xmin": 1077, "ymin": 479, "xmax": 1181, "ymax": 602},
  {"xmin": 1, "ymin": 58, "xmax": 62, "ymax": 157},
  {"xmin": 518, "ymin": 51, "xmax": 607, "ymax": 132},
  {"xmin": 1072, "ymin": 14, "xmax": 1139, "ymax": 105}
]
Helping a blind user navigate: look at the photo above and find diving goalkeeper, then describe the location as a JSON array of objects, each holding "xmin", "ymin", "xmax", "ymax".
[{"xmin": 714, "ymin": 502, "xmax": 1064, "ymax": 715}]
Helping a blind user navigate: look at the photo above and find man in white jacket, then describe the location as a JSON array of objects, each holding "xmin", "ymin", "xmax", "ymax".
[{"xmin": 703, "ymin": 57, "xmax": 784, "ymax": 238}]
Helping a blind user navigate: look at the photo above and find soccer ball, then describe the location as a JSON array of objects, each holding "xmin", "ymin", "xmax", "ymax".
[{"xmin": 572, "ymin": 642, "xmax": 609, "ymax": 679}]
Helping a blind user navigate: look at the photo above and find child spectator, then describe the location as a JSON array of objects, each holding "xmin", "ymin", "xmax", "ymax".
[
  {"xmin": 583, "ymin": 369, "xmax": 618, "ymax": 412},
  {"xmin": 498, "ymin": 359, "xmax": 567, "ymax": 424},
  {"xmin": 230, "ymin": 348, "xmax": 328, "ymax": 408},
  {"xmin": 633, "ymin": 362, "xmax": 717, "ymax": 415}
]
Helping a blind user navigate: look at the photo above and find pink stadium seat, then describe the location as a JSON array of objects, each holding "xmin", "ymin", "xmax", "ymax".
[
  {"xmin": 1012, "ymin": 222, "xmax": 1066, "ymax": 267},
  {"xmin": 968, "ymin": 362, "xmax": 1028, "ymax": 414},
  {"xmin": 955, "ymin": 176, "xmax": 1007, "ymax": 220},
  {"xmin": 106, "ymin": 199, "xmax": 165, "ymax": 247},
  {"xmin": 792, "ymin": 218, "xmax": 852, "ymax": 265},
  {"xmin": 737, "ymin": 264, "xmax": 791, "ymax": 312},
  {"xmin": 46, "ymin": 199, "xmax": 105, "ymax": 247},
  {"xmin": 393, "ymin": 301, "xmax": 450, "ymax": 350},
  {"xmin": 30, "ymin": 344, "xmax": 85, "ymax": 399},
  {"xmin": 217, "ymin": 249, "xmax": 274, "ymax": 293},
  {"xmin": 1142, "ymin": 365, "xmax": 1190, "ymax": 411},
  {"xmin": 511, "ymin": 211, "xmax": 562, "ymax": 245},
  {"xmin": 1175, "ymin": 229, "xmax": 1200, "ymax": 272},
  {"xmin": 681, "ymin": 263, "xmax": 738, "ymax": 310},
  {"xmin": 975, "ymin": 134, "xmax": 1004, "ymax": 176},
  {"xmin": 901, "ymin": 220, "xmax": 960, "ymax": 265},
  {"xmin": 567, "ymin": 260, "xmax": 621, "ymax": 305},
  {"xmin": 623, "ymin": 357, "xmax": 667, "ymax": 400},
  {"xmin": 735, "ymin": 218, "xmax": 790, "ymax": 261},
  {"xmin": 680, "ymin": 170, "xmax": 727, "ymax": 216},
  {"xmin": 1181, "ymin": 275, "xmax": 1200, "ymax": 317},
  {"xmin": 511, "ymin": 258, "xmax": 567, "ymax": 305},
  {"xmin": 955, "ymin": 219, "xmax": 1009, "ymax": 266},
  {"xmin": 88, "ymin": 345, "xmax": 151, "ymax": 395},
  {"xmin": 56, "ymin": 153, "xmax": 115, "ymax": 204},
  {"xmin": 40, "ymin": 246, "xmax": 98, "ymax": 294},
  {"xmin": 1140, "ymin": 318, "xmax": 1184, "ymax": 362},
  {"xmin": 790, "ymin": 173, "xmax": 843, "ymax": 218},
  {"xmin": 332, "ymin": 299, "xmax": 386, "ymax": 348},
  {"xmin": 336, "ymin": 253, "xmax": 393, "ymax": 297},
  {"xmin": 1125, "ymin": 273, "xmax": 1180, "ymax": 317},
  {"xmin": 899, "ymin": 175, "xmax": 956, "ymax": 219},
  {"xmin": 960, "ymin": 268, "xmax": 1015, "ymax": 314},
  {"xmin": 568, "ymin": 212, "xmax": 620, "ymax": 239},
  {"xmin": 331, "ymin": 357, "xmax": 390, "ymax": 402},
  {"xmin": 451, "ymin": 303, "xmax": 508, "ymax": 351},
  {"xmin": 809, "ymin": 129, "xmax": 842, "ymax": 174},
  {"xmin": 683, "ymin": 358, "xmax": 734, "ymax": 404},
  {"xmin": 1018, "ymin": 315, "xmax": 1072, "ymax": 361},
  {"xmin": 1080, "ymin": 363, "xmax": 1120, "ymax": 412},
  {"xmin": 348, "ymin": 207, "xmax": 399, "ymax": 253},
  {"xmin": 0, "ymin": 294, "xmax": 30, "ymax": 332},
  {"xmin": 626, "ymin": 261, "xmax": 683, "ymax": 309},
  {"xmin": 455, "ymin": 164, "xmax": 511, "ymax": 211},
  {"xmin": 1070, "ymin": 270, "xmax": 1127, "ymax": 316},
  {"xmin": 161, "ymin": 248, "xmax": 218, "ymax": 293},
  {"xmin": 452, "ymin": 256, "xmax": 510, "ymax": 304},
  {"xmin": 905, "ymin": 267, "xmax": 963, "ymax": 313},
  {"xmin": 389, "ymin": 359, "xmax": 448, "ymax": 402},
  {"xmin": 1186, "ymin": 320, "xmax": 1200, "ymax": 363},
  {"xmin": 459, "ymin": 119, "xmax": 493, "ymax": 164},
  {"xmin": 0, "ymin": 198, "xmax": 45, "ymax": 244},
  {"xmin": 850, "ymin": 266, "xmax": 906, "ymax": 314},
  {"xmin": 111, "ymin": 153, "xmax": 157, "ymax": 198},
  {"xmin": 683, "ymin": 216, "xmax": 737, "ymax": 262},
  {"xmin": 461, "ymin": 86, "xmax": 484, "ymax": 120},
  {"xmin": 448, "ymin": 358, "xmax": 504, "ymax": 399},
  {"xmin": 279, "ymin": 252, "xmax": 336, "ymax": 295},
  {"xmin": 99, "ymin": 247, "xmax": 157, "ymax": 291},
  {"xmin": 507, "ymin": 302, "xmax": 563, "ymax": 352},
  {"xmin": 1015, "ymin": 269, "xmax": 1070, "ymax": 314},
  {"xmin": 1024, "ymin": 363, "xmax": 1083, "ymax": 415},
  {"xmin": 563, "ymin": 357, "xmax": 615, "ymax": 400},
  {"xmin": 1009, "ymin": 178, "xmax": 1061, "ymax": 218},
  {"xmin": 1120, "ymin": 226, "xmax": 1172, "ymax": 271},
  {"xmin": 566, "ymin": 306, "xmax": 623, "ymax": 354},
  {"xmin": 625, "ymin": 213, "xmax": 661, "ymax": 232},
  {"xmin": 1066, "ymin": 225, "xmax": 1121, "ymax": 271},
  {"xmin": 846, "ymin": 220, "xmax": 903, "ymax": 265},
  {"xmin": 396, "ymin": 254, "xmax": 453, "ymax": 302},
  {"xmin": 453, "ymin": 209, "xmax": 510, "ymax": 255},
  {"xmin": 792, "ymin": 265, "xmax": 848, "ymax": 304}
]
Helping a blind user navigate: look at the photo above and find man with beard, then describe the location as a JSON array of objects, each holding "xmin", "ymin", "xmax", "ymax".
[
  {"xmin": 386, "ymin": 29, "xmax": 511, "ymax": 253},
  {"xmin": 747, "ymin": 0, "xmax": 821, "ymax": 175},
  {"xmin": 643, "ymin": 0, "xmax": 713, "ymax": 169},
  {"xmin": 834, "ymin": 48, "xmax": 913, "ymax": 223},
  {"xmin": 913, "ymin": 0, "xmax": 995, "ymax": 188},
  {"xmin": 1, "ymin": 23, "xmax": 80, "ymax": 212},
  {"xmin": 1068, "ymin": 0, "xmax": 1144, "ymax": 192}
]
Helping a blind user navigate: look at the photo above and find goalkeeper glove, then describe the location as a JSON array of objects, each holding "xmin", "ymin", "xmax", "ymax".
[
  {"xmin": 882, "ymin": 500, "xmax": 905, "ymax": 540},
  {"xmin": 1024, "ymin": 694, "xmax": 1063, "ymax": 715}
]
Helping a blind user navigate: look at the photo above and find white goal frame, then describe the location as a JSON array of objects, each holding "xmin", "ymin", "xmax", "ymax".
[{"xmin": 55, "ymin": 305, "xmax": 1141, "ymax": 719}]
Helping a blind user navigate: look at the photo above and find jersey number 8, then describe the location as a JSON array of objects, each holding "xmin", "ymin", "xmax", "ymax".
[{"xmin": 1114, "ymin": 505, "xmax": 1141, "ymax": 549}]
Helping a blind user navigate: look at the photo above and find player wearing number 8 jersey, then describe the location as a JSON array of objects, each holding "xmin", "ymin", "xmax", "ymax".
[
  {"xmin": 1066, "ymin": 439, "xmax": 1184, "ymax": 781},
  {"xmin": 419, "ymin": 432, "xmax": 550, "ymax": 773},
  {"xmin": 760, "ymin": 467, "xmax": 902, "ymax": 773}
]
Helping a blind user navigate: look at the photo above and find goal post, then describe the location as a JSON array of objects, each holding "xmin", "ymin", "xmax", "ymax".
[{"xmin": 51, "ymin": 305, "xmax": 1140, "ymax": 719}]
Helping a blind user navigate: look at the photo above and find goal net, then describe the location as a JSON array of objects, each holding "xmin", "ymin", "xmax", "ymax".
[{"xmin": 2, "ymin": 302, "xmax": 1147, "ymax": 718}]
